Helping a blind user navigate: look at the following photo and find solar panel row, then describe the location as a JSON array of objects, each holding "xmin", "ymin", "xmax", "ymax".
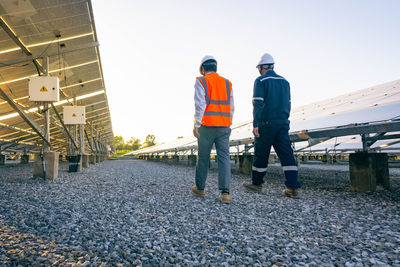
[{"xmin": 131, "ymin": 79, "xmax": 400, "ymax": 156}]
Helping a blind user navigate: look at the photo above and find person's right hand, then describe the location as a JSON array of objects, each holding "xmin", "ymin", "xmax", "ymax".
[
  {"xmin": 252, "ymin": 127, "xmax": 260, "ymax": 138},
  {"xmin": 193, "ymin": 127, "xmax": 200, "ymax": 138}
]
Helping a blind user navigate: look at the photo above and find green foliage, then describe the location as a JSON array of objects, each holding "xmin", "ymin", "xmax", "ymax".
[
  {"xmin": 114, "ymin": 136, "xmax": 125, "ymax": 150},
  {"xmin": 126, "ymin": 137, "xmax": 141, "ymax": 151},
  {"xmin": 113, "ymin": 134, "xmax": 155, "ymax": 152},
  {"xmin": 142, "ymin": 134, "xmax": 156, "ymax": 148}
]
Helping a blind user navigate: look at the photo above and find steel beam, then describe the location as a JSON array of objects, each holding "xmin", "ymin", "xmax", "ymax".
[
  {"xmin": 79, "ymin": 124, "xmax": 85, "ymax": 155},
  {"xmin": 84, "ymin": 128, "xmax": 95, "ymax": 153},
  {"xmin": 0, "ymin": 88, "xmax": 50, "ymax": 146},
  {"xmin": 51, "ymin": 103, "xmax": 78, "ymax": 150},
  {"xmin": 290, "ymin": 121, "xmax": 400, "ymax": 142},
  {"xmin": 364, "ymin": 133, "xmax": 400, "ymax": 142},
  {"xmin": 0, "ymin": 17, "xmax": 43, "ymax": 74}
]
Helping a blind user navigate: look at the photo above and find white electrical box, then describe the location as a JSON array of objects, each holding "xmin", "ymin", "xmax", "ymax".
[
  {"xmin": 63, "ymin": 106, "xmax": 86, "ymax": 125},
  {"xmin": 28, "ymin": 76, "xmax": 60, "ymax": 102}
]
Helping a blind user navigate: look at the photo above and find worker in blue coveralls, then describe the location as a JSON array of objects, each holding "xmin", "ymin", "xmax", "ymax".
[{"xmin": 242, "ymin": 53, "xmax": 301, "ymax": 198}]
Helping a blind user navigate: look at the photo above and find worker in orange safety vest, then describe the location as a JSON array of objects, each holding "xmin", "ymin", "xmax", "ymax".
[{"xmin": 192, "ymin": 55, "xmax": 234, "ymax": 204}]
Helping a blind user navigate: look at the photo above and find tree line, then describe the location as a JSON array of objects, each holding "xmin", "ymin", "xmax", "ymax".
[{"xmin": 114, "ymin": 134, "xmax": 156, "ymax": 151}]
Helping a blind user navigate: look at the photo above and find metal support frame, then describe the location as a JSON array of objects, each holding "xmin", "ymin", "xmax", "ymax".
[
  {"xmin": 290, "ymin": 121, "xmax": 400, "ymax": 142},
  {"xmin": 96, "ymin": 128, "xmax": 100, "ymax": 153},
  {"xmin": 80, "ymin": 124, "xmax": 85, "ymax": 155},
  {"xmin": 90, "ymin": 122, "xmax": 96, "ymax": 153},
  {"xmin": 0, "ymin": 16, "xmax": 114, "ymax": 155},
  {"xmin": 42, "ymin": 56, "xmax": 51, "ymax": 151},
  {"xmin": 51, "ymin": 104, "xmax": 78, "ymax": 150},
  {"xmin": 364, "ymin": 133, "xmax": 400, "ymax": 143},
  {"xmin": 0, "ymin": 88, "xmax": 50, "ymax": 146},
  {"xmin": 84, "ymin": 128, "xmax": 95, "ymax": 153},
  {"xmin": 361, "ymin": 134, "xmax": 370, "ymax": 152}
]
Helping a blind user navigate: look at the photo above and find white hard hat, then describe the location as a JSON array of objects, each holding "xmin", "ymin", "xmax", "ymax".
[
  {"xmin": 199, "ymin": 55, "xmax": 217, "ymax": 72},
  {"xmin": 257, "ymin": 53, "xmax": 275, "ymax": 67}
]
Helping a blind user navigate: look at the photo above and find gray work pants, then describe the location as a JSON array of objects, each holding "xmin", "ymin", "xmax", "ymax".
[{"xmin": 195, "ymin": 126, "xmax": 231, "ymax": 191}]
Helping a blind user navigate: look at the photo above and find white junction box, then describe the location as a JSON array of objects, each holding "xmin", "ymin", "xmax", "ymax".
[
  {"xmin": 63, "ymin": 106, "xmax": 86, "ymax": 125},
  {"xmin": 29, "ymin": 76, "xmax": 60, "ymax": 102}
]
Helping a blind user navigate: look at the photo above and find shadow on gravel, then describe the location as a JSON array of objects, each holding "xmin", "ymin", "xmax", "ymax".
[{"xmin": 0, "ymin": 222, "xmax": 100, "ymax": 265}]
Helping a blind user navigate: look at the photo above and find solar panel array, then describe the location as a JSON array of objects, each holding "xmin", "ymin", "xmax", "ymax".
[
  {"xmin": 0, "ymin": 0, "xmax": 113, "ymax": 154},
  {"xmin": 131, "ymin": 79, "xmax": 400, "ymax": 156}
]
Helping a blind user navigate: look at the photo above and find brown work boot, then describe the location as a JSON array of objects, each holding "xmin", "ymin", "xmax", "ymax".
[
  {"xmin": 221, "ymin": 192, "xmax": 232, "ymax": 204},
  {"xmin": 242, "ymin": 182, "xmax": 263, "ymax": 193},
  {"xmin": 192, "ymin": 185, "xmax": 205, "ymax": 197},
  {"xmin": 283, "ymin": 188, "xmax": 301, "ymax": 198}
]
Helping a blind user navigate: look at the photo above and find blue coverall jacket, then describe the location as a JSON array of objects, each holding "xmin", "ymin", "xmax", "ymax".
[{"xmin": 252, "ymin": 70, "xmax": 291, "ymax": 127}]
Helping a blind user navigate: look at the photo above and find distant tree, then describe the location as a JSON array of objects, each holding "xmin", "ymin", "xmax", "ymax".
[
  {"xmin": 127, "ymin": 137, "xmax": 141, "ymax": 151},
  {"xmin": 177, "ymin": 136, "xmax": 184, "ymax": 139},
  {"xmin": 114, "ymin": 136, "xmax": 125, "ymax": 150},
  {"xmin": 142, "ymin": 134, "xmax": 156, "ymax": 148}
]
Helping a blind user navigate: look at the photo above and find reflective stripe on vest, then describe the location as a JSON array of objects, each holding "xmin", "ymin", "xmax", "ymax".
[
  {"xmin": 198, "ymin": 76, "xmax": 231, "ymax": 106},
  {"xmin": 204, "ymin": 111, "xmax": 231, "ymax": 117}
]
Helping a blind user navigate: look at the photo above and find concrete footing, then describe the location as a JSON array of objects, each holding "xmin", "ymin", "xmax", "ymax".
[
  {"xmin": 349, "ymin": 152, "xmax": 389, "ymax": 192},
  {"xmin": 33, "ymin": 151, "xmax": 59, "ymax": 180},
  {"xmin": 89, "ymin": 155, "xmax": 96, "ymax": 164},
  {"xmin": 301, "ymin": 155, "xmax": 308, "ymax": 163},
  {"xmin": 239, "ymin": 154, "xmax": 254, "ymax": 174},
  {"xmin": 82, "ymin": 154, "xmax": 89, "ymax": 168},
  {"xmin": 0, "ymin": 154, "xmax": 5, "ymax": 165},
  {"xmin": 21, "ymin": 154, "xmax": 29, "ymax": 164},
  {"xmin": 188, "ymin": 155, "xmax": 197, "ymax": 166}
]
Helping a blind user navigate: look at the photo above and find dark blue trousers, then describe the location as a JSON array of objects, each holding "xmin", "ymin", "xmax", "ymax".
[{"xmin": 252, "ymin": 125, "xmax": 301, "ymax": 189}]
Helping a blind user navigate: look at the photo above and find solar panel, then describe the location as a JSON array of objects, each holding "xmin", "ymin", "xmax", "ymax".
[
  {"xmin": 0, "ymin": 0, "xmax": 114, "ymax": 154},
  {"xmin": 131, "ymin": 79, "xmax": 400, "ymax": 156}
]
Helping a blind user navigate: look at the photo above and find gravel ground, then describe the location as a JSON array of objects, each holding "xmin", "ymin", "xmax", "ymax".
[{"xmin": 0, "ymin": 160, "xmax": 399, "ymax": 266}]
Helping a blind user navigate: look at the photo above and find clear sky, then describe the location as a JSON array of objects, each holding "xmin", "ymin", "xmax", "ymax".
[{"xmin": 91, "ymin": 0, "xmax": 400, "ymax": 143}]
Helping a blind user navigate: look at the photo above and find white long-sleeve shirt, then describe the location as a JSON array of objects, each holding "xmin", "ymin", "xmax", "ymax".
[{"xmin": 194, "ymin": 74, "xmax": 235, "ymax": 128}]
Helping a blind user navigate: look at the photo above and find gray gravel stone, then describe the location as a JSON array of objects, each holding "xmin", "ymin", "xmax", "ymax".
[{"xmin": 0, "ymin": 160, "xmax": 399, "ymax": 266}]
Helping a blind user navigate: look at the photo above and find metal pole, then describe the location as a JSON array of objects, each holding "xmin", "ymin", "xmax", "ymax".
[
  {"xmin": 43, "ymin": 56, "xmax": 50, "ymax": 151},
  {"xmin": 73, "ymin": 97, "xmax": 78, "ymax": 155},
  {"xmin": 96, "ymin": 128, "xmax": 99, "ymax": 153},
  {"xmin": 80, "ymin": 124, "xmax": 85, "ymax": 155},
  {"xmin": 91, "ymin": 122, "xmax": 95, "ymax": 153}
]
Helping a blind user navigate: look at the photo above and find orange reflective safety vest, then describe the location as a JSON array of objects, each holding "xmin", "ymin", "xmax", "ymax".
[{"xmin": 197, "ymin": 73, "xmax": 232, "ymax": 127}]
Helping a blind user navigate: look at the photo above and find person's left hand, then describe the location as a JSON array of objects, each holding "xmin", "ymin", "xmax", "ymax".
[
  {"xmin": 193, "ymin": 127, "xmax": 200, "ymax": 138},
  {"xmin": 253, "ymin": 127, "xmax": 260, "ymax": 138}
]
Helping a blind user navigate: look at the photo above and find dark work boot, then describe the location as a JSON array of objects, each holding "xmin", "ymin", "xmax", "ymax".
[
  {"xmin": 242, "ymin": 181, "xmax": 263, "ymax": 193},
  {"xmin": 283, "ymin": 188, "xmax": 301, "ymax": 198}
]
